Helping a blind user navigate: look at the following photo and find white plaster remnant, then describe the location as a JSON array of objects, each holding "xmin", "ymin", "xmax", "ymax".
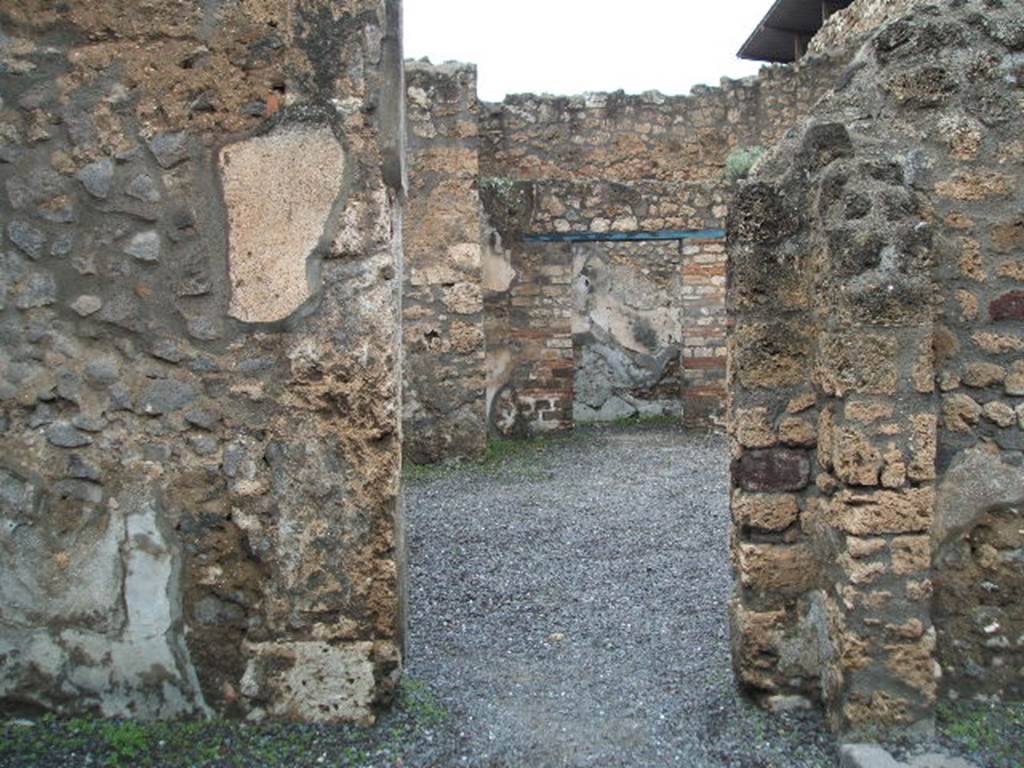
[
  {"xmin": 0, "ymin": 482, "xmax": 207, "ymax": 718},
  {"xmin": 485, "ymin": 347, "xmax": 513, "ymax": 426},
  {"xmin": 220, "ymin": 125, "xmax": 346, "ymax": 323},
  {"xmin": 482, "ymin": 232, "xmax": 515, "ymax": 293}
]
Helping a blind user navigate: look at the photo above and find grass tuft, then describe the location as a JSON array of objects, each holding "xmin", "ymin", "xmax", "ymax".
[
  {"xmin": 725, "ymin": 145, "xmax": 766, "ymax": 180},
  {"xmin": 605, "ymin": 412, "xmax": 681, "ymax": 429},
  {"xmin": 936, "ymin": 699, "xmax": 1024, "ymax": 768}
]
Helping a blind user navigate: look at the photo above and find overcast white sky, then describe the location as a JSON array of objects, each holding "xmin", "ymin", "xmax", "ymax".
[{"xmin": 403, "ymin": 0, "xmax": 774, "ymax": 101}]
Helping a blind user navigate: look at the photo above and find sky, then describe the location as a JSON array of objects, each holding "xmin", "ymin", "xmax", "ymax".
[{"xmin": 403, "ymin": 0, "xmax": 774, "ymax": 102}]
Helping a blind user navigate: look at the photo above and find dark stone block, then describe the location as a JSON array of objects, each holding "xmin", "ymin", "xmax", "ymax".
[
  {"xmin": 143, "ymin": 443, "xmax": 173, "ymax": 462},
  {"xmin": 50, "ymin": 233, "xmax": 73, "ymax": 257},
  {"xmin": 46, "ymin": 422, "xmax": 92, "ymax": 448},
  {"xmin": 146, "ymin": 132, "xmax": 192, "ymax": 169},
  {"xmin": 108, "ymin": 384, "xmax": 133, "ymax": 411},
  {"xmin": 885, "ymin": 65, "xmax": 959, "ymax": 107},
  {"xmin": 72, "ymin": 414, "xmax": 107, "ymax": 433},
  {"xmin": 223, "ymin": 443, "xmax": 248, "ymax": 478},
  {"xmin": 6, "ymin": 219, "xmax": 46, "ymax": 262},
  {"xmin": 184, "ymin": 408, "xmax": 218, "ymax": 431},
  {"xmin": 189, "ymin": 435, "xmax": 219, "ymax": 456},
  {"xmin": 727, "ymin": 182, "xmax": 800, "ymax": 245},
  {"xmin": 14, "ymin": 272, "xmax": 57, "ymax": 309},
  {"xmin": 7, "ymin": 220, "xmax": 46, "ymax": 259},
  {"xmin": 798, "ymin": 122, "xmax": 853, "ymax": 172},
  {"xmin": 990, "ymin": 291, "xmax": 1024, "ymax": 321},
  {"xmin": 53, "ymin": 479, "xmax": 103, "ymax": 504},
  {"xmin": 138, "ymin": 378, "xmax": 198, "ymax": 416},
  {"xmin": 76, "ymin": 159, "xmax": 114, "ymax": 199},
  {"xmin": 125, "ymin": 173, "xmax": 161, "ymax": 203},
  {"xmin": 733, "ymin": 448, "xmax": 811, "ymax": 492},
  {"xmin": 67, "ymin": 454, "xmax": 101, "ymax": 481},
  {"xmin": 151, "ymin": 339, "xmax": 186, "ymax": 364},
  {"xmin": 29, "ymin": 404, "xmax": 55, "ymax": 428},
  {"xmin": 237, "ymin": 357, "xmax": 274, "ymax": 373},
  {"xmin": 187, "ymin": 316, "xmax": 222, "ymax": 341},
  {"xmin": 189, "ymin": 356, "xmax": 220, "ymax": 374},
  {"xmin": 84, "ymin": 358, "xmax": 120, "ymax": 385}
]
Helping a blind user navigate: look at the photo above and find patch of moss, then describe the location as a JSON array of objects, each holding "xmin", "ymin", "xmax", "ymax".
[
  {"xmin": 0, "ymin": 678, "xmax": 454, "ymax": 768},
  {"xmin": 481, "ymin": 432, "xmax": 580, "ymax": 474},
  {"xmin": 937, "ymin": 699, "xmax": 1024, "ymax": 768},
  {"xmin": 605, "ymin": 412, "xmax": 681, "ymax": 429},
  {"xmin": 399, "ymin": 676, "xmax": 447, "ymax": 727},
  {"xmin": 401, "ymin": 459, "xmax": 452, "ymax": 482}
]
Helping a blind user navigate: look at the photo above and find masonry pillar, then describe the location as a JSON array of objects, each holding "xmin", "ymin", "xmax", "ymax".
[
  {"xmin": 729, "ymin": 1, "xmax": 1024, "ymax": 735},
  {"xmin": 0, "ymin": 0, "xmax": 406, "ymax": 722}
]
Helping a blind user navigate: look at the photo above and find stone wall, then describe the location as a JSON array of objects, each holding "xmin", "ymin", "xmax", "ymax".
[
  {"xmin": 808, "ymin": 0, "xmax": 920, "ymax": 56},
  {"xmin": 402, "ymin": 21, "xmax": 865, "ymax": 443},
  {"xmin": 479, "ymin": 57, "xmax": 846, "ymax": 185},
  {"xmin": 401, "ymin": 61, "xmax": 486, "ymax": 463},
  {"xmin": 0, "ymin": 0, "xmax": 406, "ymax": 722},
  {"xmin": 728, "ymin": 1, "xmax": 1024, "ymax": 735},
  {"xmin": 473, "ymin": 54, "xmax": 848, "ymax": 433}
]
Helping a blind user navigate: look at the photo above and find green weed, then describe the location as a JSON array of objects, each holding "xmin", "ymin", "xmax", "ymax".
[
  {"xmin": 99, "ymin": 720, "xmax": 151, "ymax": 767},
  {"xmin": 606, "ymin": 412, "xmax": 681, "ymax": 429},
  {"xmin": 400, "ymin": 677, "xmax": 448, "ymax": 727},
  {"xmin": 937, "ymin": 699, "xmax": 1024, "ymax": 766},
  {"xmin": 725, "ymin": 145, "xmax": 766, "ymax": 180}
]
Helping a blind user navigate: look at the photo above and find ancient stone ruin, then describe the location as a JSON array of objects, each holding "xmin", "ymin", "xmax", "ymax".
[
  {"xmin": 0, "ymin": 0, "xmax": 406, "ymax": 722},
  {"xmin": 0, "ymin": 0, "xmax": 1021, "ymax": 743},
  {"xmin": 403, "ymin": 47, "xmax": 846, "ymax": 457},
  {"xmin": 728, "ymin": 0, "xmax": 1024, "ymax": 735}
]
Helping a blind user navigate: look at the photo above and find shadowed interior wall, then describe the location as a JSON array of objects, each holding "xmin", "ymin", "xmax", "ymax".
[
  {"xmin": 401, "ymin": 61, "xmax": 486, "ymax": 463},
  {"xmin": 0, "ymin": 0, "xmax": 406, "ymax": 723}
]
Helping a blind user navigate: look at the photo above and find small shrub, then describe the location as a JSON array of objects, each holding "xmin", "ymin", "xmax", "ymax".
[{"xmin": 725, "ymin": 145, "xmax": 766, "ymax": 180}]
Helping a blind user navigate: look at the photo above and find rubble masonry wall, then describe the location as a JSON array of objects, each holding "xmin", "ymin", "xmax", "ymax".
[
  {"xmin": 728, "ymin": 0, "xmax": 1024, "ymax": 735},
  {"xmin": 0, "ymin": 0, "xmax": 406, "ymax": 723}
]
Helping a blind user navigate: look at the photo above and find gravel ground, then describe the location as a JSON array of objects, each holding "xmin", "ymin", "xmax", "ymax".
[
  {"xmin": 4, "ymin": 423, "xmax": 1019, "ymax": 767},
  {"xmin": 397, "ymin": 423, "xmax": 834, "ymax": 768}
]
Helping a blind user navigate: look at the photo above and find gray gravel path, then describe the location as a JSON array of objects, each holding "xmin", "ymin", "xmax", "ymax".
[{"xmin": 400, "ymin": 424, "xmax": 835, "ymax": 768}]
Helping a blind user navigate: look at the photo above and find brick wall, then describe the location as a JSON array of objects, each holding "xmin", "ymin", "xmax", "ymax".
[
  {"xmin": 485, "ymin": 240, "xmax": 575, "ymax": 435},
  {"xmin": 681, "ymin": 238, "xmax": 728, "ymax": 428}
]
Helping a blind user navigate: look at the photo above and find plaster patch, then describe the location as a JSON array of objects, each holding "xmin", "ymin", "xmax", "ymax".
[
  {"xmin": 482, "ymin": 235, "xmax": 515, "ymax": 293},
  {"xmin": 220, "ymin": 125, "xmax": 346, "ymax": 323},
  {"xmin": 0, "ymin": 487, "xmax": 206, "ymax": 718},
  {"xmin": 485, "ymin": 347, "xmax": 513, "ymax": 426}
]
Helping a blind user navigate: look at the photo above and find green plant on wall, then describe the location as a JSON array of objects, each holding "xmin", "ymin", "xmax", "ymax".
[
  {"xmin": 725, "ymin": 145, "xmax": 766, "ymax": 181},
  {"xmin": 479, "ymin": 176, "xmax": 533, "ymax": 233}
]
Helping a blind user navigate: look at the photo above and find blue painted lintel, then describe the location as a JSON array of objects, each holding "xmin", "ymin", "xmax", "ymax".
[{"xmin": 524, "ymin": 229, "xmax": 726, "ymax": 243}]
